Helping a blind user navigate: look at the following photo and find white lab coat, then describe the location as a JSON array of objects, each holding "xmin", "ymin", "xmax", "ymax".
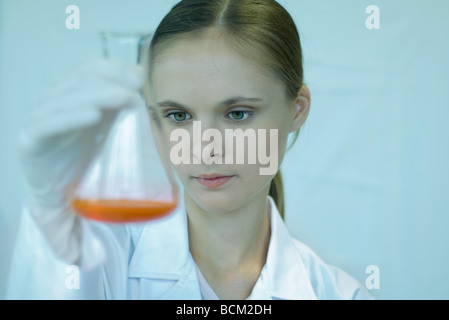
[{"xmin": 6, "ymin": 194, "xmax": 372, "ymax": 300}]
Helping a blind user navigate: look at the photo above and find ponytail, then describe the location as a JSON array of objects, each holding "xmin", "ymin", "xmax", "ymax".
[
  {"xmin": 269, "ymin": 170, "xmax": 284, "ymax": 219},
  {"xmin": 269, "ymin": 128, "xmax": 301, "ymax": 220}
]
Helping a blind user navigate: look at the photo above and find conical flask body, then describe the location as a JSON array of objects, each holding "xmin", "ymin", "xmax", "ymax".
[{"xmin": 71, "ymin": 104, "xmax": 179, "ymax": 223}]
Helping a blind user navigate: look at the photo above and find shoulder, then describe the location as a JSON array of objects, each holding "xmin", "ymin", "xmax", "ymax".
[{"xmin": 291, "ymin": 238, "xmax": 373, "ymax": 300}]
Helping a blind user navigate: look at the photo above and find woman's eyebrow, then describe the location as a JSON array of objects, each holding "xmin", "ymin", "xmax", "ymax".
[{"xmin": 156, "ymin": 96, "xmax": 264, "ymax": 109}]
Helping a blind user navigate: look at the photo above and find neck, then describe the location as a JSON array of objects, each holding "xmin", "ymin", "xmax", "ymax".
[{"xmin": 186, "ymin": 189, "xmax": 271, "ymax": 272}]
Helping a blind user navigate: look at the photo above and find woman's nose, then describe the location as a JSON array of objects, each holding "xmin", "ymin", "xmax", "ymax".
[{"xmin": 191, "ymin": 121, "xmax": 224, "ymax": 165}]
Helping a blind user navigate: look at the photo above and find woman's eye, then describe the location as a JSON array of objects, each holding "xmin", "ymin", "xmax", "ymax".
[
  {"xmin": 165, "ymin": 110, "xmax": 253, "ymax": 123},
  {"xmin": 165, "ymin": 112, "xmax": 191, "ymax": 123},
  {"xmin": 228, "ymin": 110, "xmax": 253, "ymax": 121}
]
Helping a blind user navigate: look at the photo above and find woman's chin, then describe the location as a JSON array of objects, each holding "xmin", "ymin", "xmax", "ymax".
[{"xmin": 186, "ymin": 189, "xmax": 243, "ymax": 215}]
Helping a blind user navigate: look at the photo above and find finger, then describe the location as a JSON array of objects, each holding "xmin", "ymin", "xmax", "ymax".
[
  {"xmin": 19, "ymin": 109, "xmax": 102, "ymax": 154},
  {"xmin": 31, "ymin": 87, "xmax": 145, "ymax": 122}
]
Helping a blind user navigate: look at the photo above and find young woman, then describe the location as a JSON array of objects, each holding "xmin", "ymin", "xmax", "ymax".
[{"xmin": 8, "ymin": 0, "xmax": 372, "ymax": 299}]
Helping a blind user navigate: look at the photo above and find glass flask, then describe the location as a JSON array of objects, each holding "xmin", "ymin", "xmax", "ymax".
[{"xmin": 70, "ymin": 32, "xmax": 179, "ymax": 223}]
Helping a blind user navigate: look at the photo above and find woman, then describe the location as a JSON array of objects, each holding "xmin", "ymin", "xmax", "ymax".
[{"xmin": 8, "ymin": 0, "xmax": 371, "ymax": 299}]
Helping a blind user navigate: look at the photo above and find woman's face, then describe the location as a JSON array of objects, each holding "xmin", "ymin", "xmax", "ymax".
[{"xmin": 149, "ymin": 30, "xmax": 298, "ymax": 214}]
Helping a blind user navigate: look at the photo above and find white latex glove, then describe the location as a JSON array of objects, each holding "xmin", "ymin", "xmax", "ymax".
[{"xmin": 17, "ymin": 59, "xmax": 145, "ymax": 265}]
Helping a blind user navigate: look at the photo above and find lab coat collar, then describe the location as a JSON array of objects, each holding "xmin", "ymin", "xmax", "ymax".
[
  {"xmin": 263, "ymin": 196, "xmax": 317, "ymax": 300},
  {"xmin": 128, "ymin": 193, "xmax": 317, "ymax": 300}
]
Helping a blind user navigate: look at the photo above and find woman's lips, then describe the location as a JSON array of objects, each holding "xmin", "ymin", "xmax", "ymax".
[{"xmin": 195, "ymin": 175, "xmax": 235, "ymax": 189}]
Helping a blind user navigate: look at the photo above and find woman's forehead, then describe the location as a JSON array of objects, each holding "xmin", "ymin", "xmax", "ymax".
[
  {"xmin": 153, "ymin": 34, "xmax": 265, "ymax": 78},
  {"xmin": 150, "ymin": 33, "xmax": 284, "ymax": 105}
]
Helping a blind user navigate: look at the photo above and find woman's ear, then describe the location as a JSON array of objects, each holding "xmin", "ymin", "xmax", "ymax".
[{"xmin": 290, "ymin": 84, "xmax": 311, "ymax": 133}]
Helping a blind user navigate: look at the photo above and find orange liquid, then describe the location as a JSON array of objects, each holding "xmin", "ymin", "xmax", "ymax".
[{"xmin": 71, "ymin": 198, "xmax": 177, "ymax": 223}]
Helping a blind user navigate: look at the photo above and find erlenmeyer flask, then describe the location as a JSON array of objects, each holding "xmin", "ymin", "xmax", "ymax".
[{"xmin": 70, "ymin": 32, "xmax": 179, "ymax": 223}]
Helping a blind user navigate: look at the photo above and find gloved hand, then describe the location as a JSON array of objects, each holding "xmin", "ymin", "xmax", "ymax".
[{"xmin": 17, "ymin": 59, "xmax": 145, "ymax": 264}]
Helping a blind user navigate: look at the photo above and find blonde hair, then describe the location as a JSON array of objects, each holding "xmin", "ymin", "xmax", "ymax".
[{"xmin": 150, "ymin": 0, "xmax": 304, "ymax": 218}]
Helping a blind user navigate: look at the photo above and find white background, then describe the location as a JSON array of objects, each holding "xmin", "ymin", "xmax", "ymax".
[{"xmin": 1, "ymin": 0, "xmax": 449, "ymax": 299}]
